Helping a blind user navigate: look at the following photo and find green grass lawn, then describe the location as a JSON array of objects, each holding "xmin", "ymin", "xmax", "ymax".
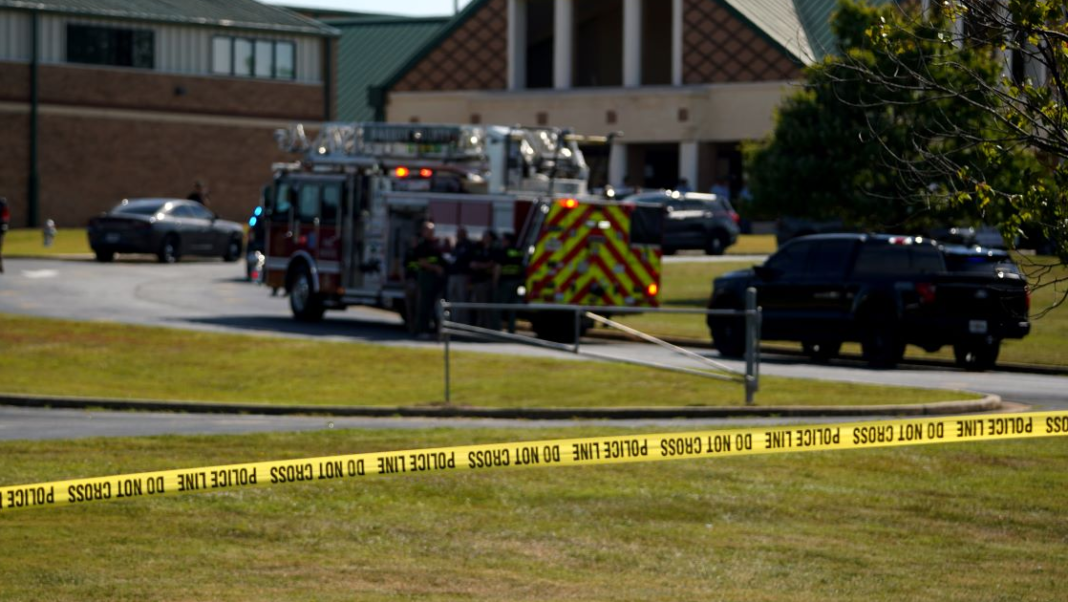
[
  {"xmin": 619, "ymin": 258, "xmax": 1068, "ymax": 368},
  {"xmin": 1, "ymin": 427, "xmax": 1065, "ymax": 600},
  {"xmin": 726, "ymin": 233, "xmax": 776, "ymax": 254},
  {"xmin": 3, "ymin": 228, "xmax": 91, "ymax": 256},
  {"xmin": 0, "ymin": 313, "xmax": 974, "ymax": 408}
]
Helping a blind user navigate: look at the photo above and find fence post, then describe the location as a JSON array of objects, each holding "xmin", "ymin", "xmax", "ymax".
[
  {"xmin": 441, "ymin": 300, "xmax": 451, "ymax": 405},
  {"xmin": 573, "ymin": 307, "xmax": 582, "ymax": 353},
  {"xmin": 744, "ymin": 287, "xmax": 758, "ymax": 405}
]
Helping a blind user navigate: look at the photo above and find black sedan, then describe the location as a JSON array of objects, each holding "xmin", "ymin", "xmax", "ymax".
[{"xmin": 88, "ymin": 198, "xmax": 244, "ymax": 263}]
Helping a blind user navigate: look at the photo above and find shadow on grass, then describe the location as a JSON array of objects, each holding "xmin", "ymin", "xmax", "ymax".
[{"xmin": 181, "ymin": 314, "xmax": 412, "ymax": 344}]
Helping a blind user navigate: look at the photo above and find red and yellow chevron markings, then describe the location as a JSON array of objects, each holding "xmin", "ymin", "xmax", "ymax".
[{"xmin": 528, "ymin": 199, "xmax": 661, "ymax": 307}]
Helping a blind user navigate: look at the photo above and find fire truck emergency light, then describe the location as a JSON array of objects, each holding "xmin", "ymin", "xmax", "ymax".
[
  {"xmin": 647, "ymin": 283, "xmax": 659, "ymax": 296},
  {"xmin": 419, "ymin": 168, "xmax": 433, "ymax": 178},
  {"xmin": 394, "ymin": 166, "xmax": 411, "ymax": 178},
  {"xmin": 559, "ymin": 198, "xmax": 579, "ymax": 209}
]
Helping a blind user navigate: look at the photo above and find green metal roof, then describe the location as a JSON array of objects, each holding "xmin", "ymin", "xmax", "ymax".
[
  {"xmin": 720, "ymin": 0, "xmax": 816, "ymax": 64},
  {"xmin": 333, "ymin": 16, "xmax": 449, "ymax": 121},
  {"xmin": 0, "ymin": 0, "xmax": 338, "ymax": 36},
  {"xmin": 703, "ymin": 1, "xmax": 900, "ymax": 65}
]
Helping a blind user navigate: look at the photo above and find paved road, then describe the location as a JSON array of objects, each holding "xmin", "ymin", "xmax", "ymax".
[
  {"xmin": 0, "ymin": 257, "xmax": 1066, "ymax": 444},
  {"xmin": 663, "ymin": 253, "xmax": 766, "ymax": 264},
  {"xmin": 0, "ymin": 405, "xmax": 899, "ymax": 441}
]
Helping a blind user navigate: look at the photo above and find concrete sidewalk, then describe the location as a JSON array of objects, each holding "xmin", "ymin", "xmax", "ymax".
[{"xmin": 0, "ymin": 392, "xmax": 1005, "ymax": 420}]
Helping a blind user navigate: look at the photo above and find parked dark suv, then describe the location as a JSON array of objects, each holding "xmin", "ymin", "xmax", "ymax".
[
  {"xmin": 624, "ymin": 191, "xmax": 740, "ymax": 255},
  {"xmin": 708, "ymin": 234, "xmax": 1030, "ymax": 370}
]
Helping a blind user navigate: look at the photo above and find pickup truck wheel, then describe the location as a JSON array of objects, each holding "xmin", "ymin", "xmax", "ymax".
[
  {"xmin": 94, "ymin": 249, "xmax": 115, "ymax": 263},
  {"xmin": 289, "ymin": 265, "xmax": 325, "ymax": 322},
  {"xmin": 709, "ymin": 299, "xmax": 746, "ymax": 358},
  {"xmin": 861, "ymin": 316, "xmax": 904, "ymax": 368},
  {"xmin": 803, "ymin": 340, "xmax": 841, "ymax": 363},
  {"xmin": 954, "ymin": 338, "xmax": 1000, "ymax": 372}
]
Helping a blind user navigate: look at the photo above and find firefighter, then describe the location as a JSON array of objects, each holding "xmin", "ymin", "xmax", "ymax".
[
  {"xmin": 495, "ymin": 231, "xmax": 525, "ymax": 334},
  {"xmin": 401, "ymin": 235, "xmax": 420, "ymax": 334},
  {"xmin": 413, "ymin": 220, "xmax": 445, "ymax": 339},
  {"xmin": 444, "ymin": 227, "xmax": 475, "ymax": 324},
  {"xmin": 469, "ymin": 230, "xmax": 498, "ymax": 329}
]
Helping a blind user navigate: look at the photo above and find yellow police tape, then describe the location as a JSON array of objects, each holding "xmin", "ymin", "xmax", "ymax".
[{"xmin": 3, "ymin": 411, "xmax": 1068, "ymax": 512}]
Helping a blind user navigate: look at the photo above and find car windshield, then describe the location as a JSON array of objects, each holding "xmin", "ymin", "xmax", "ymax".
[{"xmin": 113, "ymin": 200, "xmax": 167, "ymax": 215}]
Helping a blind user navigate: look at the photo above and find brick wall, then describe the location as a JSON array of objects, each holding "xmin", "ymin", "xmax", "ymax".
[
  {"xmin": 34, "ymin": 114, "xmax": 291, "ymax": 227},
  {"xmin": 683, "ymin": 0, "xmax": 803, "ymax": 84},
  {"xmin": 0, "ymin": 62, "xmax": 323, "ymax": 120},
  {"xmin": 0, "ymin": 56, "xmax": 333, "ymax": 228},
  {"xmin": 391, "ymin": 0, "xmax": 508, "ymax": 93},
  {"xmin": 0, "ymin": 114, "xmax": 30, "ymax": 226}
]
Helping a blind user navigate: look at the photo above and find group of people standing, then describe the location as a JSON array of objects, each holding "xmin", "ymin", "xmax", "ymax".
[{"xmin": 404, "ymin": 220, "xmax": 525, "ymax": 339}]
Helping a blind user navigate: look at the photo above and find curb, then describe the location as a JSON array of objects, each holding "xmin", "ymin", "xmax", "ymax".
[{"xmin": 0, "ymin": 392, "xmax": 1003, "ymax": 420}]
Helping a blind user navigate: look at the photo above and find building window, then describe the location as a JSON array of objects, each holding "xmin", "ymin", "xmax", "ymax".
[
  {"xmin": 275, "ymin": 42, "xmax": 295, "ymax": 80},
  {"xmin": 255, "ymin": 40, "xmax": 273, "ymax": 78},
  {"xmin": 211, "ymin": 37, "xmax": 231, "ymax": 74},
  {"xmin": 234, "ymin": 38, "xmax": 253, "ymax": 77},
  {"xmin": 212, "ymin": 36, "xmax": 296, "ymax": 80},
  {"xmin": 67, "ymin": 24, "xmax": 154, "ymax": 69}
]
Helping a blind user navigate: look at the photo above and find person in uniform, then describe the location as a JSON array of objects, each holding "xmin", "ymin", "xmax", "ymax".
[
  {"xmin": 401, "ymin": 235, "xmax": 420, "ymax": 334},
  {"xmin": 468, "ymin": 230, "xmax": 499, "ymax": 330},
  {"xmin": 495, "ymin": 232, "xmax": 525, "ymax": 334},
  {"xmin": 444, "ymin": 227, "xmax": 475, "ymax": 324},
  {"xmin": 187, "ymin": 180, "xmax": 210, "ymax": 206},
  {"xmin": 413, "ymin": 220, "xmax": 445, "ymax": 338}
]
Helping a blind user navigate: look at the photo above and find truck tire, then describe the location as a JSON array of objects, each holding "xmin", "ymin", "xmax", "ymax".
[
  {"xmin": 94, "ymin": 249, "xmax": 115, "ymax": 263},
  {"xmin": 954, "ymin": 338, "xmax": 1000, "ymax": 371},
  {"xmin": 289, "ymin": 265, "xmax": 325, "ymax": 322},
  {"xmin": 861, "ymin": 312, "xmax": 904, "ymax": 368},
  {"xmin": 708, "ymin": 299, "xmax": 745, "ymax": 358},
  {"xmin": 532, "ymin": 315, "xmax": 586, "ymax": 344},
  {"xmin": 803, "ymin": 340, "xmax": 841, "ymax": 363},
  {"xmin": 704, "ymin": 231, "xmax": 729, "ymax": 256}
]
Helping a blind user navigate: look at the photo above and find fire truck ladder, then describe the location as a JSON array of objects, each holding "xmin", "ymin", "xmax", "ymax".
[{"xmin": 439, "ymin": 290, "xmax": 762, "ymax": 406}]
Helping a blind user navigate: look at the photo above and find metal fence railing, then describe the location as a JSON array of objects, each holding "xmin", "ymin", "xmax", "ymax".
[{"xmin": 437, "ymin": 287, "xmax": 762, "ymax": 405}]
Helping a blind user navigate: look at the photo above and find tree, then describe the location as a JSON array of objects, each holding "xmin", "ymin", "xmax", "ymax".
[
  {"xmin": 750, "ymin": 0, "xmax": 1068, "ymax": 305},
  {"xmin": 749, "ymin": 0, "xmax": 1039, "ymax": 231}
]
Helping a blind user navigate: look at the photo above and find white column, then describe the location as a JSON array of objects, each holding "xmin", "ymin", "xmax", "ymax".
[
  {"xmin": 1024, "ymin": 43, "xmax": 1047, "ymax": 86},
  {"xmin": 623, "ymin": 0, "xmax": 642, "ymax": 87},
  {"xmin": 672, "ymin": 0, "xmax": 683, "ymax": 86},
  {"xmin": 508, "ymin": 0, "xmax": 527, "ymax": 90},
  {"xmin": 554, "ymin": 0, "xmax": 573, "ymax": 89},
  {"xmin": 678, "ymin": 141, "xmax": 698, "ymax": 191},
  {"xmin": 609, "ymin": 142, "xmax": 628, "ymax": 189}
]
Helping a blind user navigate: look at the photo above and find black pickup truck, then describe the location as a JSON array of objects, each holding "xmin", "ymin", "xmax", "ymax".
[{"xmin": 707, "ymin": 234, "xmax": 1031, "ymax": 370}]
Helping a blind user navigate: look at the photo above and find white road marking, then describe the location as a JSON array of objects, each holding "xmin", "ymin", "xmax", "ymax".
[{"xmin": 21, "ymin": 269, "xmax": 59, "ymax": 279}]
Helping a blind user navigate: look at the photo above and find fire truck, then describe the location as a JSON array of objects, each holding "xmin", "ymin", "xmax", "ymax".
[{"xmin": 261, "ymin": 122, "xmax": 664, "ymax": 340}]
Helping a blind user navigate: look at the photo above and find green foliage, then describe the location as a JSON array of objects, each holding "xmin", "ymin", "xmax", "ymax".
[{"xmin": 747, "ymin": 0, "xmax": 1052, "ymax": 244}]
